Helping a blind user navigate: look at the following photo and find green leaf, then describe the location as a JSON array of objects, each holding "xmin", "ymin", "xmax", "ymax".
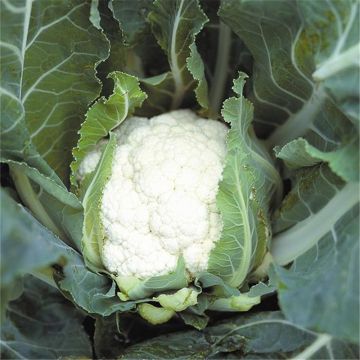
[
  {"xmin": 94, "ymin": 313, "xmax": 190, "ymax": 358},
  {"xmin": 121, "ymin": 311, "xmax": 358, "ymax": 359},
  {"xmin": 154, "ymin": 287, "xmax": 199, "ymax": 312},
  {"xmin": 58, "ymin": 250, "xmax": 136, "ymax": 316},
  {"xmin": 104, "ymin": 1, "xmax": 167, "ymax": 89},
  {"xmin": 179, "ymin": 312, "xmax": 209, "ymax": 330},
  {"xmin": 1, "ymin": 276, "xmax": 92, "ymax": 359},
  {"xmin": 219, "ymin": 0, "xmax": 359, "ymax": 183},
  {"xmin": 207, "ymin": 22, "xmax": 233, "ymax": 117},
  {"xmin": 0, "ymin": 0, "xmax": 109, "ymax": 183},
  {"xmin": 276, "ymin": 137, "xmax": 359, "ymax": 182},
  {"xmin": 0, "ymin": 184, "xmax": 132, "ymax": 318},
  {"xmin": 90, "ymin": 0, "xmax": 101, "ymax": 30},
  {"xmin": 71, "ymin": 71, "xmax": 147, "ymax": 186},
  {"xmin": 302, "ymin": 0, "xmax": 360, "ymax": 126},
  {"xmin": 8, "ymin": 161, "xmax": 83, "ymax": 249},
  {"xmin": 0, "ymin": 190, "xmax": 65, "ymax": 317},
  {"xmin": 207, "ymin": 294, "xmax": 260, "ymax": 312},
  {"xmin": 146, "ymin": 0, "xmax": 209, "ymax": 110},
  {"xmin": 138, "ymin": 304, "xmax": 175, "ymax": 325},
  {"xmin": 115, "ymin": 258, "xmax": 189, "ymax": 300},
  {"xmin": 110, "ymin": 0, "xmax": 153, "ymax": 46},
  {"xmin": 271, "ymin": 165, "xmax": 357, "ymax": 264},
  {"xmin": 208, "ymin": 73, "xmax": 281, "ymax": 288},
  {"xmin": 186, "ymin": 43, "xmax": 210, "ymax": 114},
  {"xmin": 81, "ymin": 132, "xmax": 117, "ymax": 271},
  {"xmin": 271, "ymin": 165, "xmax": 359, "ymax": 343},
  {"xmin": 94, "ymin": 315, "xmax": 125, "ymax": 359}
]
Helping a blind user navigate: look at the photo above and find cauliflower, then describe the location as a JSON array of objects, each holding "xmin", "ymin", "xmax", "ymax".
[{"xmin": 80, "ymin": 109, "xmax": 228, "ymax": 279}]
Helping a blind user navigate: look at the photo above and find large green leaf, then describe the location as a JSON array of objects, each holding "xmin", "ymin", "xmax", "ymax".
[
  {"xmin": 106, "ymin": 0, "xmax": 210, "ymax": 115},
  {"xmin": 303, "ymin": 0, "xmax": 360, "ymax": 125},
  {"xmin": 272, "ymin": 164, "xmax": 344, "ymax": 235},
  {"xmin": 271, "ymin": 164, "xmax": 359, "ymax": 343},
  {"xmin": 0, "ymin": 186, "xmax": 133, "ymax": 318},
  {"xmin": 120, "ymin": 311, "xmax": 358, "ymax": 359},
  {"xmin": 145, "ymin": 0, "xmax": 209, "ymax": 111},
  {"xmin": 94, "ymin": 313, "xmax": 190, "ymax": 359},
  {"xmin": 0, "ymin": 189, "xmax": 67, "ymax": 316},
  {"xmin": 96, "ymin": 0, "xmax": 153, "ymax": 96},
  {"xmin": 114, "ymin": 258, "xmax": 190, "ymax": 301},
  {"xmin": 195, "ymin": 3, "xmax": 254, "ymax": 118},
  {"xmin": 57, "ymin": 248, "xmax": 137, "ymax": 316},
  {"xmin": 0, "ymin": 276, "xmax": 92, "ymax": 359},
  {"xmin": 219, "ymin": 0, "xmax": 359, "ymax": 182},
  {"xmin": 0, "ymin": 0, "xmax": 108, "ymax": 182},
  {"xmin": 110, "ymin": 0, "xmax": 152, "ymax": 46},
  {"xmin": 81, "ymin": 133, "xmax": 117, "ymax": 271},
  {"xmin": 8, "ymin": 161, "xmax": 83, "ymax": 249},
  {"xmin": 186, "ymin": 43, "xmax": 210, "ymax": 114},
  {"xmin": 71, "ymin": 71, "xmax": 146, "ymax": 186},
  {"xmin": 207, "ymin": 73, "xmax": 280, "ymax": 288}
]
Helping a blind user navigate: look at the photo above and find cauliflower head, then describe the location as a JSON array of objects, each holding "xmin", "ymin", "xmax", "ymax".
[{"xmin": 80, "ymin": 110, "xmax": 228, "ymax": 279}]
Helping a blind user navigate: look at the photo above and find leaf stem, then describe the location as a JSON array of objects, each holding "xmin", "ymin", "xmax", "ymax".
[
  {"xmin": 265, "ymin": 86, "xmax": 326, "ymax": 151},
  {"xmin": 170, "ymin": 0, "xmax": 186, "ymax": 110},
  {"xmin": 292, "ymin": 334, "xmax": 332, "ymax": 360},
  {"xmin": 271, "ymin": 183, "xmax": 358, "ymax": 265},
  {"xmin": 210, "ymin": 21, "xmax": 232, "ymax": 116},
  {"xmin": 10, "ymin": 166, "xmax": 68, "ymax": 241}
]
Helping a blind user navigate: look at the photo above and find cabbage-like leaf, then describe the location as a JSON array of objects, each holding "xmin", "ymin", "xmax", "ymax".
[
  {"xmin": 272, "ymin": 165, "xmax": 344, "ymax": 235},
  {"xmin": 0, "ymin": 185, "xmax": 135, "ymax": 318},
  {"xmin": 114, "ymin": 258, "xmax": 189, "ymax": 301},
  {"xmin": 271, "ymin": 164, "xmax": 359, "ymax": 343},
  {"xmin": 81, "ymin": 133, "xmax": 117, "ymax": 271},
  {"xmin": 120, "ymin": 311, "xmax": 358, "ymax": 359},
  {"xmin": 1, "ymin": 276, "xmax": 92, "ymax": 359},
  {"xmin": 8, "ymin": 161, "xmax": 83, "ymax": 249},
  {"xmin": 71, "ymin": 72, "xmax": 146, "ymax": 186},
  {"xmin": 107, "ymin": 0, "xmax": 209, "ymax": 115},
  {"xmin": 219, "ymin": 0, "xmax": 359, "ymax": 182},
  {"xmin": 0, "ymin": 189, "xmax": 68, "ymax": 317},
  {"xmin": 208, "ymin": 73, "xmax": 280, "ymax": 288},
  {"xmin": 0, "ymin": 0, "xmax": 108, "ymax": 183},
  {"xmin": 57, "ymin": 245, "xmax": 138, "ymax": 316},
  {"xmin": 110, "ymin": 0, "xmax": 152, "ymax": 46},
  {"xmin": 186, "ymin": 43, "xmax": 210, "ymax": 113},
  {"xmin": 145, "ymin": 0, "xmax": 209, "ymax": 112}
]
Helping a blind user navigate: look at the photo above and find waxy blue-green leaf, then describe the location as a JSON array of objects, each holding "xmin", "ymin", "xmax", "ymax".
[
  {"xmin": 57, "ymin": 249, "xmax": 137, "ymax": 316},
  {"xmin": 186, "ymin": 43, "xmax": 210, "ymax": 114},
  {"xmin": 272, "ymin": 165, "xmax": 345, "ymax": 235},
  {"xmin": 90, "ymin": 0, "xmax": 101, "ymax": 30},
  {"xmin": 120, "ymin": 311, "xmax": 358, "ymax": 359},
  {"xmin": 0, "ymin": 0, "xmax": 108, "ymax": 183},
  {"xmin": 271, "ymin": 163, "xmax": 359, "ymax": 343},
  {"xmin": 0, "ymin": 189, "xmax": 66, "ymax": 317},
  {"xmin": 81, "ymin": 133, "xmax": 117, "ymax": 271},
  {"xmin": 115, "ymin": 258, "xmax": 189, "ymax": 301},
  {"xmin": 1, "ymin": 276, "xmax": 92, "ymax": 359},
  {"xmin": 146, "ymin": 0, "xmax": 209, "ymax": 111},
  {"xmin": 108, "ymin": 0, "xmax": 210, "ymax": 114},
  {"xmin": 301, "ymin": 0, "xmax": 360, "ymax": 126},
  {"xmin": 275, "ymin": 137, "xmax": 359, "ymax": 183},
  {"xmin": 71, "ymin": 72, "xmax": 147, "ymax": 186},
  {"xmin": 219, "ymin": 0, "xmax": 359, "ymax": 182},
  {"xmin": 8, "ymin": 161, "xmax": 83, "ymax": 249},
  {"xmin": 110, "ymin": 0, "xmax": 152, "ymax": 46},
  {"xmin": 208, "ymin": 73, "xmax": 280, "ymax": 288},
  {"xmin": 0, "ymin": 186, "xmax": 133, "ymax": 318}
]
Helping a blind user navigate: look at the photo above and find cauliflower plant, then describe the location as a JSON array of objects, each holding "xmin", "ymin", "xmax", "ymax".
[{"xmin": 80, "ymin": 110, "xmax": 228, "ymax": 279}]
